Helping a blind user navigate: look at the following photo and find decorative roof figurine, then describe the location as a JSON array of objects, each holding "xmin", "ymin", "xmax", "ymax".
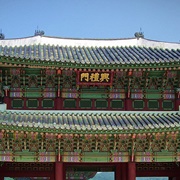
[
  {"xmin": 0, "ymin": 30, "xmax": 5, "ymax": 40},
  {"xmin": 34, "ymin": 29, "xmax": 45, "ymax": 36},
  {"xmin": 134, "ymin": 30, "xmax": 144, "ymax": 39}
]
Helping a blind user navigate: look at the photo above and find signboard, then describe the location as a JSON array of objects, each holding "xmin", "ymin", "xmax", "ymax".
[{"xmin": 77, "ymin": 71, "xmax": 113, "ymax": 86}]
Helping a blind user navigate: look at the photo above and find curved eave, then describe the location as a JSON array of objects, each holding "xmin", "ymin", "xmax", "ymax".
[
  {"xmin": 0, "ymin": 123, "xmax": 179, "ymax": 135},
  {"xmin": 0, "ymin": 55, "xmax": 179, "ymax": 69},
  {"xmin": 0, "ymin": 111, "xmax": 179, "ymax": 135}
]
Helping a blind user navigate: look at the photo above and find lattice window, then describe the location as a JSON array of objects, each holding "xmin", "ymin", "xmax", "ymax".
[
  {"xmin": 133, "ymin": 100, "xmax": 144, "ymax": 109},
  {"xmin": 63, "ymin": 99, "xmax": 76, "ymax": 108},
  {"xmin": 80, "ymin": 99, "xmax": 92, "ymax": 109},
  {"xmin": 148, "ymin": 100, "xmax": 159, "ymax": 109},
  {"xmin": 42, "ymin": 99, "xmax": 54, "ymax": 108},
  {"xmin": 95, "ymin": 100, "xmax": 108, "ymax": 109},
  {"xmin": 162, "ymin": 100, "xmax": 174, "ymax": 110},
  {"xmin": 111, "ymin": 100, "xmax": 123, "ymax": 109},
  {"xmin": 12, "ymin": 99, "xmax": 23, "ymax": 108},
  {"xmin": 26, "ymin": 99, "xmax": 39, "ymax": 108}
]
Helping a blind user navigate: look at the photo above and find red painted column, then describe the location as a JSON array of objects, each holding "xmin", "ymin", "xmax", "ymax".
[
  {"xmin": 175, "ymin": 98, "xmax": 180, "ymax": 111},
  {"xmin": 56, "ymin": 98, "xmax": 62, "ymax": 110},
  {"xmin": 115, "ymin": 164, "xmax": 121, "ymax": 180},
  {"xmin": 55, "ymin": 162, "xmax": 64, "ymax": 180},
  {"xmin": 121, "ymin": 163, "xmax": 127, "ymax": 180},
  {"xmin": 3, "ymin": 97, "xmax": 10, "ymax": 109},
  {"xmin": 128, "ymin": 162, "xmax": 136, "ymax": 180},
  {"xmin": 125, "ymin": 99, "xmax": 132, "ymax": 110}
]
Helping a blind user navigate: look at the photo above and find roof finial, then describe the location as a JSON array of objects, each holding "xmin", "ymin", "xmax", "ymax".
[
  {"xmin": 134, "ymin": 28, "xmax": 144, "ymax": 39},
  {"xmin": 0, "ymin": 29, "xmax": 5, "ymax": 40},
  {"xmin": 34, "ymin": 26, "xmax": 45, "ymax": 36}
]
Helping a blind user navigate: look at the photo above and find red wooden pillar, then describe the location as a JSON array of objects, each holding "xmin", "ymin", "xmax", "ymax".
[
  {"xmin": 125, "ymin": 99, "xmax": 132, "ymax": 110},
  {"xmin": 76, "ymin": 98, "xmax": 80, "ymax": 109},
  {"xmin": 3, "ymin": 97, "xmax": 10, "ymax": 109},
  {"xmin": 55, "ymin": 162, "xmax": 64, "ymax": 180},
  {"xmin": 121, "ymin": 163, "xmax": 127, "ymax": 180},
  {"xmin": 23, "ymin": 97, "xmax": 27, "ymax": 109},
  {"xmin": 175, "ymin": 98, "xmax": 180, "ymax": 111},
  {"xmin": 174, "ymin": 177, "xmax": 180, "ymax": 180},
  {"xmin": 92, "ymin": 99, "xmax": 95, "ymax": 109},
  {"xmin": 56, "ymin": 98, "xmax": 62, "ymax": 110},
  {"xmin": 115, "ymin": 164, "xmax": 121, "ymax": 180},
  {"xmin": 128, "ymin": 162, "xmax": 136, "ymax": 180}
]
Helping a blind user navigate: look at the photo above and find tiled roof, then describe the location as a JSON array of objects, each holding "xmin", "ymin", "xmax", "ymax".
[
  {"xmin": 0, "ymin": 111, "xmax": 179, "ymax": 133},
  {"xmin": 0, "ymin": 44, "xmax": 180, "ymax": 65}
]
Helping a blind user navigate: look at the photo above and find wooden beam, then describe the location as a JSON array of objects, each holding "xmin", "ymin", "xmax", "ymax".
[
  {"xmin": 128, "ymin": 162, "xmax": 136, "ymax": 180},
  {"xmin": 115, "ymin": 163, "xmax": 121, "ymax": 180},
  {"xmin": 55, "ymin": 162, "xmax": 64, "ymax": 180}
]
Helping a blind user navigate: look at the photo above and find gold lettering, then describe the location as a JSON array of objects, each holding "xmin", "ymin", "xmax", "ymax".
[
  {"xmin": 90, "ymin": 73, "xmax": 99, "ymax": 82},
  {"xmin": 100, "ymin": 73, "xmax": 110, "ymax": 82},
  {"xmin": 80, "ymin": 73, "xmax": 89, "ymax": 82}
]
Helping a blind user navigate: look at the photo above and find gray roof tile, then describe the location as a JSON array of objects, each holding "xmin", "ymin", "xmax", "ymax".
[
  {"xmin": 0, "ymin": 111, "xmax": 179, "ymax": 133},
  {"xmin": 0, "ymin": 44, "xmax": 180, "ymax": 65}
]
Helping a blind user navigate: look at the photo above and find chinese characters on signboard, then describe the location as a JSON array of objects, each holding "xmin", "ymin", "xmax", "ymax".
[{"xmin": 78, "ymin": 71, "xmax": 112, "ymax": 85}]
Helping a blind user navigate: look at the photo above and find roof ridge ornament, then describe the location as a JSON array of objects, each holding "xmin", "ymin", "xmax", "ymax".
[
  {"xmin": 0, "ymin": 29, "xmax": 5, "ymax": 40},
  {"xmin": 34, "ymin": 27, "xmax": 45, "ymax": 36},
  {"xmin": 134, "ymin": 28, "xmax": 144, "ymax": 39}
]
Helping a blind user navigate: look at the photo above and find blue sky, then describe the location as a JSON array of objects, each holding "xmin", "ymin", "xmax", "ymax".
[{"xmin": 0, "ymin": 0, "xmax": 180, "ymax": 42}]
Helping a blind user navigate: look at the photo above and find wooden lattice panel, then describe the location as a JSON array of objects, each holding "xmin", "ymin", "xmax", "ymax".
[
  {"xmin": 4, "ymin": 162, "xmax": 54, "ymax": 171},
  {"xmin": 136, "ymin": 162, "xmax": 177, "ymax": 171}
]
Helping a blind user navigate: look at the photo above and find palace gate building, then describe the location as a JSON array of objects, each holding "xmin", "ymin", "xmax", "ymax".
[{"xmin": 0, "ymin": 32, "xmax": 180, "ymax": 180}]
